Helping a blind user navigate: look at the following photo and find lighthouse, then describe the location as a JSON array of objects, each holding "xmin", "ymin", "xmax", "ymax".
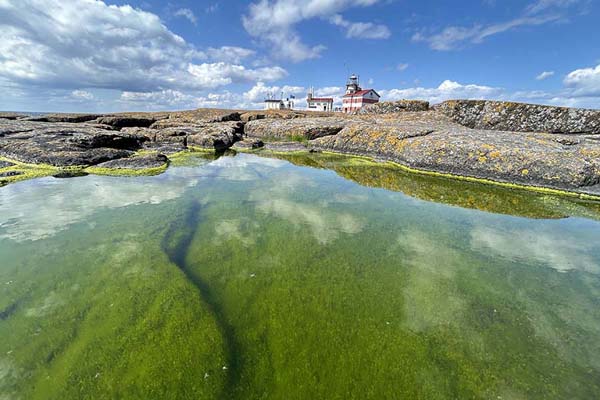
[{"xmin": 342, "ymin": 73, "xmax": 380, "ymax": 113}]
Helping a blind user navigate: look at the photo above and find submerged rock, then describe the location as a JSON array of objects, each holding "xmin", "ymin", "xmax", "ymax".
[{"xmin": 435, "ymin": 100, "xmax": 600, "ymax": 134}]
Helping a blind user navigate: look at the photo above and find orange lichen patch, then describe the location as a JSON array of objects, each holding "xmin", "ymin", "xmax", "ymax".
[
  {"xmin": 522, "ymin": 169, "xmax": 530, "ymax": 176},
  {"xmin": 489, "ymin": 151, "xmax": 502, "ymax": 159}
]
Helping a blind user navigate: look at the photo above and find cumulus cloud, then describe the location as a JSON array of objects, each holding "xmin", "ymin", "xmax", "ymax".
[
  {"xmin": 71, "ymin": 90, "xmax": 94, "ymax": 101},
  {"xmin": 413, "ymin": 0, "xmax": 583, "ymax": 50},
  {"xmin": 329, "ymin": 14, "xmax": 391, "ymax": 39},
  {"xmin": 0, "ymin": 0, "xmax": 286, "ymax": 94},
  {"xmin": 564, "ymin": 64, "xmax": 600, "ymax": 97},
  {"xmin": 536, "ymin": 71, "xmax": 555, "ymax": 80},
  {"xmin": 242, "ymin": 0, "xmax": 386, "ymax": 62},
  {"xmin": 243, "ymin": 82, "xmax": 305, "ymax": 103},
  {"xmin": 173, "ymin": 8, "xmax": 198, "ymax": 25},
  {"xmin": 380, "ymin": 80, "xmax": 502, "ymax": 104}
]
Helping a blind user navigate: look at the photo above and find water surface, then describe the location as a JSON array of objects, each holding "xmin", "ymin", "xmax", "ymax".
[{"xmin": 1, "ymin": 152, "xmax": 599, "ymax": 399}]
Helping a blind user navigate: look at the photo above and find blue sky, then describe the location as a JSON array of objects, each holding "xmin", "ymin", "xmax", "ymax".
[{"xmin": 0, "ymin": 0, "xmax": 599, "ymax": 112}]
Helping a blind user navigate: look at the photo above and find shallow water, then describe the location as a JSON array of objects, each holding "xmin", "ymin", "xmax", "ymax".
[{"xmin": 1, "ymin": 152, "xmax": 599, "ymax": 399}]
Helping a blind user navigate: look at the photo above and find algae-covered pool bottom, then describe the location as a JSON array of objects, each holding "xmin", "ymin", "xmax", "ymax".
[{"xmin": 1, "ymin": 152, "xmax": 599, "ymax": 399}]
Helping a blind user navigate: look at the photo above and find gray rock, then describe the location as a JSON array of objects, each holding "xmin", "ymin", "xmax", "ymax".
[
  {"xmin": 0, "ymin": 160, "xmax": 15, "ymax": 168},
  {"xmin": 22, "ymin": 113, "xmax": 101, "ymax": 123},
  {"xmin": 310, "ymin": 111, "xmax": 600, "ymax": 195},
  {"xmin": 264, "ymin": 142, "xmax": 311, "ymax": 152},
  {"xmin": 435, "ymin": 100, "xmax": 600, "ymax": 134},
  {"xmin": 232, "ymin": 138, "xmax": 264, "ymax": 150},
  {"xmin": 245, "ymin": 117, "xmax": 349, "ymax": 140},
  {"xmin": 0, "ymin": 112, "xmax": 27, "ymax": 120},
  {"xmin": 0, "ymin": 120, "xmax": 146, "ymax": 166},
  {"xmin": 94, "ymin": 153, "xmax": 168, "ymax": 170},
  {"xmin": 359, "ymin": 100, "xmax": 430, "ymax": 114},
  {"xmin": 94, "ymin": 115, "xmax": 157, "ymax": 129}
]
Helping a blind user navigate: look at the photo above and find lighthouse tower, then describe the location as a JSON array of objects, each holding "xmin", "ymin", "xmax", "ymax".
[{"xmin": 345, "ymin": 74, "xmax": 361, "ymax": 95}]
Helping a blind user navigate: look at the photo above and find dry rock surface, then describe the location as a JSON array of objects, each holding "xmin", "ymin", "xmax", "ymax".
[{"xmin": 1, "ymin": 102, "xmax": 600, "ymax": 196}]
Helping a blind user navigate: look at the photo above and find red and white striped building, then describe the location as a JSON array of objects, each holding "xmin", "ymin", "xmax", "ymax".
[{"xmin": 342, "ymin": 74, "xmax": 380, "ymax": 113}]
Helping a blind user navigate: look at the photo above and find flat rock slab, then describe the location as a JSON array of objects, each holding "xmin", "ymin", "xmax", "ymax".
[
  {"xmin": 359, "ymin": 100, "xmax": 430, "ymax": 114},
  {"xmin": 263, "ymin": 142, "xmax": 311, "ymax": 152},
  {"xmin": 23, "ymin": 114, "xmax": 102, "ymax": 123},
  {"xmin": 245, "ymin": 117, "xmax": 349, "ymax": 140},
  {"xmin": 436, "ymin": 100, "xmax": 600, "ymax": 134},
  {"xmin": 232, "ymin": 138, "xmax": 264, "ymax": 150},
  {"xmin": 0, "ymin": 120, "xmax": 146, "ymax": 166},
  {"xmin": 94, "ymin": 153, "xmax": 168, "ymax": 170},
  {"xmin": 311, "ymin": 111, "xmax": 600, "ymax": 195}
]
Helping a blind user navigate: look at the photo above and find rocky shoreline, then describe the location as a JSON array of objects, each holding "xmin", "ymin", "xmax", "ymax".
[{"xmin": 1, "ymin": 100, "xmax": 599, "ymax": 198}]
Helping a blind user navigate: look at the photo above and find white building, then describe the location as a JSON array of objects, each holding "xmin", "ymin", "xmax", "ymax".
[
  {"xmin": 306, "ymin": 88, "xmax": 333, "ymax": 112},
  {"xmin": 264, "ymin": 96, "xmax": 294, "ymax": 110},
  {"xmin": 342, "ymin": 74, "xmax": 380, "ymax": 113}
]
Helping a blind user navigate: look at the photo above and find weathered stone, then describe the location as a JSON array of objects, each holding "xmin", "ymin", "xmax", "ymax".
[
  {"xmin": 0, "ymin": 112, "xmax": 27, "ymax": 120},
  {"xmin": 0, "ymin": 160, "xmax": 15, "ymax": 168},
  {"xmin": 435, "ymin": 100, "xmax": 600, "ymax": 134},
  {"xmin": 184, "ymin": 122, "xmax": 244, "ymax": 151},
  {"xmin": 359, "ymin": 100, "xmax": 430, "ymax": 114},
  {"xmin": 22, "ymin": 113, "xmax": 102, "ymax": 123},
  {"xmin": 94, "ymin": 153, "xmax": 168, "ymax": 170},
  {"xmin": 94, "ymin": 115, "xmax": 157, "ymax": 129},
  {"xmin": 245, "ymin": 117, "xmax": 349, "ymax": 140},
  {"xmin": 232, "ymin": 138, "xmax": 264, "ymax": 150},
  {"xmin": 0, "ymin": 120, "xmax": 145, "ymax": 166},
  {"xmin": 264, "ymin": 142, "xmax": 312, "ymax": 152},
  {"xmin": 310, "ymin": 111, "xmax": 600, "ymax": 195}
]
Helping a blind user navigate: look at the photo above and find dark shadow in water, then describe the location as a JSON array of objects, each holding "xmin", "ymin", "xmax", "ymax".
[
  {"xmin": 161, "ymin": 200, "xmax": 242, "ymax": 397},
  {"xmin": 0, "ymin": 300, "xmax": 19, "ymax": 320}
]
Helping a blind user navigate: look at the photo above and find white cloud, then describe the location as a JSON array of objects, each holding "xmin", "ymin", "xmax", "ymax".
[
  {"xmin": 536, "ymin": 71, "xmax": 555, "ymax": 80},
  {"xmin": 0, "ymin": 0, "xmax": 286, "ymax": 94},
  {"xmin": 397, "ymin": 63, "xmax": 409, "ymax": 71},
  {"xmin": 187, "ymin": 63, "xmax": 287, "ymax": 89},
  {"xmin": 71, "ymin": 90, "xmax": 94, "ymax": 100},
  {"xmin": 564, "ymin": 64, "xmax": 600, "ymax": 97},
  {"xmin": 205, "ymin": 46, "xmax": 256, "ymax": 64},
  {"xmin": 242, "ymin": 0, "xmax": 384, "ymax": 62},
  {"xmin": 173, "ymin": 8, "xmax": 198, "ymax": 25},
  {"xmin": 413, "ymin": 0, "xmax": 582, "ymax": 50},
  {"xmin": 329, "ymin": 14, "xmax": 390, "ymax": 39},
  {"xmin": 243, "ymin": 82, "xmax": 305, "ymax": 103},
  {"xmin": 380, "ymin": 80, "xmax": 502, "ymax": 103}
]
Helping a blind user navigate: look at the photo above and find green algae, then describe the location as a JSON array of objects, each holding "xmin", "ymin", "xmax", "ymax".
[{"xmin": 1, "ymin": 153, "xmax": 600, "ymax": 399}]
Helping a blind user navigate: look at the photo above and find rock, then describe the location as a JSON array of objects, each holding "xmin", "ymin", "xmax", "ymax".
[
  {"xmin": 94, "ymin": 153, "xmax": 168, "ymax": 170},
  {"xmin": 94, "ymin": 115, "xmax": 157, "ymax": 129},
  {"xmin": 0, "ymin": 120, "xmax": 146, "ymax": 166},
  {"xmin": 184, "ymin": 122, "xmax": 244, "ymax": 151},
  {"xmin": 359, "ymin": 100, "xmax": 430, "ymax": 114},
  {"xmin": 22, "ymin": 113, "xmax": 101, "ymax": 123},
  {"xmin": 264, "ymin": 141, "xmax": 311, "ymax": 152},
  {"xmin": 0, "ymin": 112, "xmax": 27, "ymax": 120},
  {"xmin": 232, "ymin": 139, "xmax": 264, "ymax": 150},
  {"xmin": 0, "ymin": 160, "xmax": 15, "ymax": 168},
  {"xmin": 435, "ymin": 100, "xmax": 600, "ymax": 134},
  {"xmin": 0, "ymin": 170, "xmax": 23, "ymax": 177},
  {"xmin": 245, "ymin": 117, "xmax": 348, "ymax": 140},
  {"xmin": 310, "ymin": 111, "xmax": 600, "ymax": 195}
]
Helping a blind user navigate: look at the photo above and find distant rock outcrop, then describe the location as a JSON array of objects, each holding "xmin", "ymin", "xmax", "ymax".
[
  {"xmin": 435, "ymin": 100, "xmax": 600, "ymax": 134},
  {"xmin": 359, "ymin": 100, "xmax": 429, "ymax": 114}
]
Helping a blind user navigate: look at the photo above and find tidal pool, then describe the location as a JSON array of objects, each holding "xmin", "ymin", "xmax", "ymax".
[{"xmin": 1, "ymin": 152, "xmax": 599, "ymax": 399}]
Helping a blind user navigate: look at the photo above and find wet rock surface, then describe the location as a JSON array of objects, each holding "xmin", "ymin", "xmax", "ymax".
[
  {"xmin": 436, "ymin": 100, "xmax": 600, "ymax": 134},
  {"xmin": 0, "ymin": 160, "xmax": 15, "ymax": 168},
  {"xmin": 94, "ymin": 153, "xmax": 168, "ymax": 170},
  {"xmin": 0, "ymin": 102, "xmax": 599, "ymax": 196}
]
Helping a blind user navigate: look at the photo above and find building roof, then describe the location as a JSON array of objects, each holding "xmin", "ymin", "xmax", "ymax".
[
  {"xmin": 343, "ymin": 89, "xmax": 380, "ymax": 98},
  {"xmin": 308, "ymin": 97, "xmax": 334, "ymax": 102}
]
